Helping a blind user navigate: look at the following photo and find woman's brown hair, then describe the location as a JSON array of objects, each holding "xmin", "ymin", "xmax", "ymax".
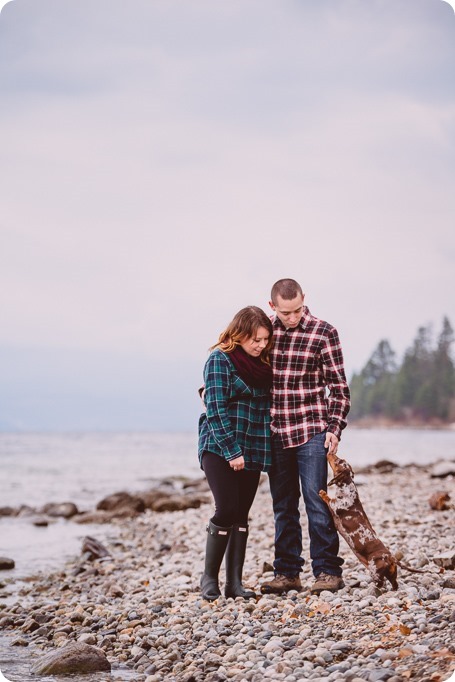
[{"xmin": 211, "ymin": 306, "xmax": 273, "ymax": 363}]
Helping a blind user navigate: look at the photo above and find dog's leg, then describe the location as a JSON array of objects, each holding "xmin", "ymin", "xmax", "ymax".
[
  {"xmin": 326, "ymin": 451, "xmax": 341, "ymax": 475},
  {"xmin": 319, "ymin": 490, "xmax": 331, "ymax": 504}
]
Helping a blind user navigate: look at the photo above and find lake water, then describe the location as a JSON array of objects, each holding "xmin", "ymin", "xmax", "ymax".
[{"xmin": 0, "ymin": 432, "xmax": 201, "ymax": 581}]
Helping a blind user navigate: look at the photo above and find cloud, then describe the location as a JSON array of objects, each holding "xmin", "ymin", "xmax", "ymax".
[{"xmin": 1, "ymin": 0, "xmax": 454, "ymax": 428}]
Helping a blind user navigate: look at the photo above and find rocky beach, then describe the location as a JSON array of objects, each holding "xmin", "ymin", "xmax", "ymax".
[{"xmin": 1, "ymin": 459, "xmax": 455, "ymax": 682}]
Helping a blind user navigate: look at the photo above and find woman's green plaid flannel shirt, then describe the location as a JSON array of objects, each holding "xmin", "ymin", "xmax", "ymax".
[{"xmin": 198, "ymin": 349, "xmax": 271, "ymax": 472}]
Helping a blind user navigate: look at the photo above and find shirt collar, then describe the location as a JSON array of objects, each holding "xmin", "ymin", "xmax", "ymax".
[{"xmin": 273, "ymin": 305, "xmax": 311, "ymax": 331}]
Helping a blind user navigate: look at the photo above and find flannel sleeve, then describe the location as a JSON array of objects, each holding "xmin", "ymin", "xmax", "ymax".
[
  {"xmin": 321, "ymin": 327, "xmax": 351, "ymax": 440},
  {"xmin": 203, "ymin": 352, "xmax": 243, "ymax": 461}
]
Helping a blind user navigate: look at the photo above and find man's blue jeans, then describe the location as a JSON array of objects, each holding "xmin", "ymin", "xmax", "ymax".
[{"xmin": 268, "ymin": 431, "xmax": 344, "ymax": 578}]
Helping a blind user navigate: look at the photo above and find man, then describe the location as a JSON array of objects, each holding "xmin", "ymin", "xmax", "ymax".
[{"xmin": 261, "ymin": 278, "xmax": 351, "ymax": 595}]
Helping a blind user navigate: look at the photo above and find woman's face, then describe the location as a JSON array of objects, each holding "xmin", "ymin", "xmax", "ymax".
[{"xmin": 239, "ymin": 326, "xmax": 270, "ymax": 357}]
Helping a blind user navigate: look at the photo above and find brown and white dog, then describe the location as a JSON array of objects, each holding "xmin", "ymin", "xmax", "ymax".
[{"xmin": 319, "ymin": 452, "xmax": 399, "ymax": 590}]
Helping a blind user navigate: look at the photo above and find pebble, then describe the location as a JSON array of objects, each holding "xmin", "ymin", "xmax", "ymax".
[{"xmin": 0, "ymin": 466, "xmax": 454, "ymax": 681}]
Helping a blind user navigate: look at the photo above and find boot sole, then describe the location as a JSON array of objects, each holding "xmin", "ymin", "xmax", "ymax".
[
  {"xmin": 202, "ymin": 593, "xmax": 221, "ymax": 601},
  {"xmin": 260, "ymin": 586, "xmax": 302, "ymax": 594},
  {"xmin": 311, "ymin": 582, "xmax": 344, "ymax": 595},
  {"xmin": 225, "ymin": 592, "xmax": 256, "ymax": 599}
]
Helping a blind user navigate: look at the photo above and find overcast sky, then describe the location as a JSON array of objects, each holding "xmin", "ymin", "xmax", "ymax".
[{"xmin": 1, "ymin": 0, "xmax": 454, "ymax": 430}]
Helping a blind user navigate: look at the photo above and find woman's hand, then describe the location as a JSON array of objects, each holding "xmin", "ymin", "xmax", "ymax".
[{"xmin": 229, "ymin": 456, "xmax": 245, "ymax": 472}]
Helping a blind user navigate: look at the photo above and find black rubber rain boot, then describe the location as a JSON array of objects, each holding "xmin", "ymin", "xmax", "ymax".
[
  {"xmin": 224, "ymin": 523, "xmax": 256, "ymax": 599},
  {"xmin": 200, "ymin": 520, "xmax": 232, "ymax": 601}
]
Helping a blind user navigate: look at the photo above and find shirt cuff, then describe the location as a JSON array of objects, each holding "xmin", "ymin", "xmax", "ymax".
[
  {"xmin": 328, "ymin": 424, "xmax": 342, "ymax": 440},
  {"xmin": 225, "ymin": 447, "xmax": 243, "ymax": 461}
]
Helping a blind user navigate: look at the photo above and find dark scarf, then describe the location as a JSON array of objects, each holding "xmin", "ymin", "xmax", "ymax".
[{"xmin": 229, "ymin": 346, "xmax": 273, "ymax": 389}]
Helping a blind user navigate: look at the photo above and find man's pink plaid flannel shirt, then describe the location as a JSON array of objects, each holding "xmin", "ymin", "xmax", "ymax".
[{"xmin": 270, "ymin": 306, "xmax": 351, "ymax": 448}]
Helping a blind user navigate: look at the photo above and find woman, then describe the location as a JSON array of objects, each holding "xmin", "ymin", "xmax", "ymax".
[{"xmin": 198, "ymin": 306, "xmax": 273, "ymax": 601}]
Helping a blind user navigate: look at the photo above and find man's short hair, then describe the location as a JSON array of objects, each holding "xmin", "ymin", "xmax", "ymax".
[{"xmin": 271, "ymin": 278, "xmax": 303, "ymax": 303}]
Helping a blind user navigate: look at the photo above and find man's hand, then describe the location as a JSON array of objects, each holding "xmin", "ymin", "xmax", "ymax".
[{"xmin": 325, "ymin": 432, "xmax": 339, "ymax": 455}]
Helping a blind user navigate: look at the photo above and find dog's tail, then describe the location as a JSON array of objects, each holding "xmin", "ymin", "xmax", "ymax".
[{"xmin": 396, "ymin": 560, "xmax": 441, "ymax": 576}]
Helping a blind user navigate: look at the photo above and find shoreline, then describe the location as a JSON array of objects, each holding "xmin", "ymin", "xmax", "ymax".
[
  {"xmin": 1, "ymin": 462, "xmax": 455, "ymax": 681},
  {"xmin": 349, "ymin": 419, "xmax": 455, "ymax": 431}
]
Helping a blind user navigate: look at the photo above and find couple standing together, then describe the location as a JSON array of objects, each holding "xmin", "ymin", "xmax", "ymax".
[{"xmin": 198, "ymin": 278, "xmax": 351, "ymax": 601}]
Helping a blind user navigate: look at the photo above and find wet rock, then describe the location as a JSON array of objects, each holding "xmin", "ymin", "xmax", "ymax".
[
  {"xmin": 182, "ymin": 477, "xmax": 210, "ymax": 492},
  {"xmin": 374, "ymin": 460, "xmax": 399, "ymax": 473},
  {"xmin": 137, "ymin": 490, "xmax": 170, "ymax": 509},
  {"xmin": 0, "ymin": 506, "xmax": 16, "ymax": 517},
  {"xmin": 81, "ymin": 536, "xmax": 111, "ymax": 560},
  {"xmin": 16, "ymin": 505, "xmax": 36, "ymax": 517},
  {"xmin": 96, "ymin": 491, "xmax": 145, "ymax": 515},
  {"xmin": 74, "ymin": 510, "xmax": 120, "ymax": 524},
  {"xmin": 32, "ymin": 517, "xmax": 49, "ymax": 527},
  {"xmin": 41, "ymin": 502, "xmax": 79, "ymax": 518},
  {"xmin": 430, "ymin": 461, "xmax": 455, "ymax": 478},
  {"xmin": 151, "ymin": 494, "xmax": 206, "ymax": 512},
  {"xmin": 21, "ymin": 617, "xmax": 41, "ymax": 633},
  {"xmin": 30, "ymin": 642, "xmax": 111, "ymax": 674},
  {"xmin": 0, "ymin": 557, "xmax": 15, "ymax": 570}
]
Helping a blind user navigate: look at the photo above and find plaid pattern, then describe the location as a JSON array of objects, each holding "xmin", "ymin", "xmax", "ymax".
[
  {"xmin": 198, "ymin": 349, "xmax": 271, "ymax": 471},
  {"xmin": 271, "ymin": 306, "xmax": 350, "ymax": 447}
]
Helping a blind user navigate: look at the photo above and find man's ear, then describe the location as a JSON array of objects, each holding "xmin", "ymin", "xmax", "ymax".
[{"xmin": 269, "ymin": 300, "xmax": 276, "ymax": 311}]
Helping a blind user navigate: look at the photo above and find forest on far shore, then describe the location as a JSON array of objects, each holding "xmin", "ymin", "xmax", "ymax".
[{"xmin": 349, "ymin": 317, "xmax": 455, "ymax": 426}]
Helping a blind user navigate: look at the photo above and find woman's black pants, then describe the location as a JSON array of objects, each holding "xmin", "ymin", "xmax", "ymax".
[{"xmin": 201, "ymin": 451, "xmax": 261, "ymax": 527}]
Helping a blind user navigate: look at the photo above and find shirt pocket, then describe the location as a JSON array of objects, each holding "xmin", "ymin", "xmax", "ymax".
[{"xmin": 230, "ymin": 373, "xmax": 253, "ymax": 397}]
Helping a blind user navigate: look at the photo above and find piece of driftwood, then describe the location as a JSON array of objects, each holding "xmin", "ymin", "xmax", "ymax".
[
  {"xmin": 429, "ymin": 491, "xmax": 451, "ymax": 511},
  {"xmin": 81, "ymin": 536, "xmax": 111, "ymax": 560}
]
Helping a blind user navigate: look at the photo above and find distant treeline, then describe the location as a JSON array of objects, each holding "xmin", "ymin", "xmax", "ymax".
[{"xmin": 350, "ymin": 317, "xmax": 455, "ymax": 424}]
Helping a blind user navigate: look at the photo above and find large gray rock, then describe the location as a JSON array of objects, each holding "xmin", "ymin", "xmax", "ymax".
[
  {"xmin": 137, "ymin": 489, "xmax": 170, "ymax": 509},
  {"xmin": 0, "ymin": 557, "xmax": 15, "ymax": 570},
  {"xmin": 430, "ymin": 460, "xmax": 455, "ymax": 478},
  {"xmin": 0, "ymin": 506, "xmax": 16, "ymax": 516},
  {"xmin": 96, "ymin": 491, "xmax": 145, "ymax": 515},
  {"xmin": 182, "ymin": 476, "xmax": 210, "ymax": 491},
  {"xmin": 30, "ymin": 642, "xmax": 111, "ymax": 675},
  {"xmin": 74, "ymin": 510, "xmax": 121, "ymax": 524},
  {"xmin": 41, "ymin": 502, "xmax": 79, "ymax": 518},
  {"xmin": 151, "ymin": 493, "xmax": 208, "ymax": 512}
]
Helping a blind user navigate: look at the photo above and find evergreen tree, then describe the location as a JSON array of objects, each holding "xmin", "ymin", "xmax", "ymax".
[
  {"xmin": 350, "ymin": 340, "xmax": 397, "ymax": 419},
  {"xmin": 394, "ymin": 324, "xmax": 433, "ymax": 419},
  {"xmin": 432, "ymin": 317, "xmax": 455, "ymax": 419},
  {"xmin": 350, "ymin": 317, "xmax": 455, "ymax": 423}
]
